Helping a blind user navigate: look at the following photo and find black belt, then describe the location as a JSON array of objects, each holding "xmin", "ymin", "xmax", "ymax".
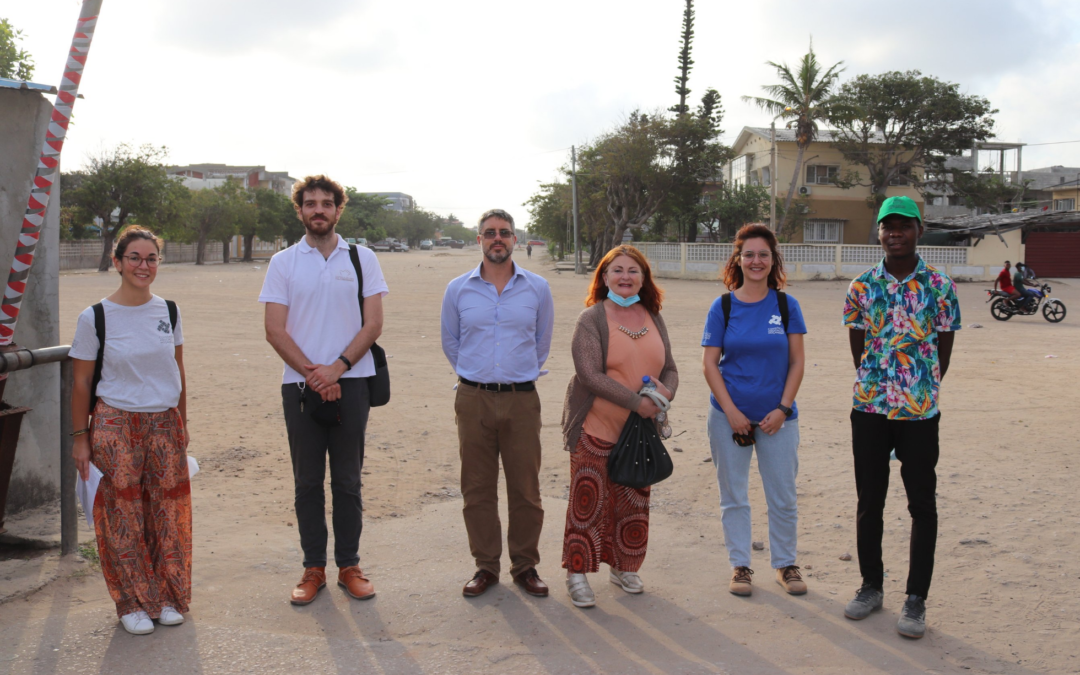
[{"xmin": 459, "ymin": 377, "xmax": 535, "ymax": 392}]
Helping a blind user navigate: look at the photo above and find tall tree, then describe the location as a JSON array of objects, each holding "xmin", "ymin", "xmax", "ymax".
[
  {"xmin": 70, "ymin": 144, "xmax": 190, "ymax": 270},
  {"xmin": 248, "ymin": 188, "xmax": 293, "ymax": 260},
  {"xmin": 0, "ymin": 18, "xmax": 34, "ymax": 80},
  {"xmin": 179, "ymin": 177, "xmax": 252, "ymax": 265},
  {"xmin": 828, "ymin": 70, "xmax": 996, "ymax": 242},
  {"xmin": 742, "ymin": 40, "xmax": 844, "ymax": 230},
  {"xmin": 670, "ymin": 0, "xmax": 694, "ymax": 115},
  {"xmin": 340, "ymin": 189, "xmax": 391, "ymax": 239},
  {"xmin": 664, "ymin": 88, "xmax": 732, "ymax": 242},
  {"xmin": 699, "ymin": 183, "xmax": 771, "ymax": 242}
]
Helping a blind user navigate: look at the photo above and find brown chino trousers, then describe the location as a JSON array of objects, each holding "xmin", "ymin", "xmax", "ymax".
[{"xmin": 455, "ymin": 384, "xmax": 544, "ymax": 578}]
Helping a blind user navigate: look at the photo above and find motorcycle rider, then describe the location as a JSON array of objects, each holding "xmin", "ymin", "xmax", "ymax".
[
  {"xmin": 994, "ymin": 261, "xmax": 1021, "ymax": 304},
  {"xmin": 1013, "ymin": 262, "xmax": 1035, "ymax": 310}
]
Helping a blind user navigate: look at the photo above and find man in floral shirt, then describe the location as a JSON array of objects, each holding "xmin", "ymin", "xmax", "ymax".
[{"xmin": 841, "ymin": 196, "xmax": 960, "ymax": 639}]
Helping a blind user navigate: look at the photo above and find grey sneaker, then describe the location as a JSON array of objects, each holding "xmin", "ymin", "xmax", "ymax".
[
  {"xmin": 897, "ymin": 594, "xmax": 926, "ymax": 638},
  {"xmin": 844, "ymin": 584, "xmax": 884, "ymax": 620}
]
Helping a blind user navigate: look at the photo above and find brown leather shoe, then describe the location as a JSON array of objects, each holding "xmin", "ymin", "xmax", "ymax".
[
  {"xmin": 290, "ymin": 567, "xmax": 326, "ymax": 605},
  {"xmin": 462, "ymin": 570, "xmax": 499, "ymax": 597},
  {"xmin": 337, "ymin": 566, "xmax": 376, "ymax": 600},
  {"xmin": 513, "ymin": 568, "xmax": 549, "ymax": 597}
]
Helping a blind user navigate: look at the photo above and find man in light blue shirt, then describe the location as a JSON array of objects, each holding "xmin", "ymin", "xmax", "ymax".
[{"xmin": 440, "ymin": 208, "xmax": 555, "ymax": 599}]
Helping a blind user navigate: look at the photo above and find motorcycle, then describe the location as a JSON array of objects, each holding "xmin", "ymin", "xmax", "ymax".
[{"xmin": 986, "ymin": 282, "xmax": 1066, "ymax": 323}]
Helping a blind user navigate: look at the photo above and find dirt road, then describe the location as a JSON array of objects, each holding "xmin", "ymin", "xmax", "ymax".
[{"xmin": 1, "ymin": 248, "xmax": 1077, "ymax": 674}]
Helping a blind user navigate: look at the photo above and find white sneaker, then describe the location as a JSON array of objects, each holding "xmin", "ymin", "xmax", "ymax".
[
  {"xmin": 565, "ymin": 573, "xmax": 596, "ymax": 608},
  {"xmin": 609, "ymin": 569, "xmax": 644, "ymax": 594},
  {"xmin": 120, "ymin": 610, "xmax": 154, "ymax": 635},
  {"xmin": 158, "ymin": 606, "xmax": 184, "ymax": 626}
]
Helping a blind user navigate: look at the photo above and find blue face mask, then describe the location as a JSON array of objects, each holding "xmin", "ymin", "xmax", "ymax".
[{"xmin": 607, "ymin": 289, "xmax": 640, "ymax": 308}]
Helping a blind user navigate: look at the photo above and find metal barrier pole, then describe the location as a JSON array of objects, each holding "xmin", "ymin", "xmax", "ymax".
[{"xmin": 59, "ymin": 359, "xmax": 75, "ymax": 555}]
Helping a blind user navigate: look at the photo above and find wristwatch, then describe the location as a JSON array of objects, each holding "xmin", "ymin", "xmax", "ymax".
[{"xmin": 776, "ymin": 404, "xmax": 793, "ymax": 418}]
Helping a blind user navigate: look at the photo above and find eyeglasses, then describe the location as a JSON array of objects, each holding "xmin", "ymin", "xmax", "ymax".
[
  {"xmin": 740, "ymin": 252, "xmax": 772, "ymax": 261},
  {"xmin": 123, "ymin": 255, "xmax": 162, "ymax": 267},
  {"xmin": 482, "ymin": 229, "xmax": 515, "ymax": 240},
  {"xmin": 732, "ymin": 424, "xmax": 759, "ymax": 447}
]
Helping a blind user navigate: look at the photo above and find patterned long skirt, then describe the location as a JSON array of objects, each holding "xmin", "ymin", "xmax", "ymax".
[
  {"xmin": 562, "ymin": 431, "xmax": 650, "ymax": 573},
  {"xmin": 91, "ymin": 402, "xmax": 191, "ymax": 619}
]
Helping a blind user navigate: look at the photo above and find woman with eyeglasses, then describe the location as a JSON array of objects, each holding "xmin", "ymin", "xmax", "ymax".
[
  {"xmin": 560, "ymin": 245, "xmax": 678, "ymax": 608},
  {"xmin": 701, "ymin": 224, "xmax": 807, "ymax": 597},
  {"xmin": 69, "ymin": 225, "xmax": 190, "ymax": 635}
]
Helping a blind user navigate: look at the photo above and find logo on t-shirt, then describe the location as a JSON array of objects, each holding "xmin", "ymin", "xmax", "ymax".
[
  {"xmin": 157, "ymin": 319, "xmax": 171, "ymax": 334},
  {"xmin": 335, "ymin": 269, "xmax": 356, "ymax": 282},
  {"xmin": 768, "ymin": 314, "xmax": 784, "ymax": 334}
]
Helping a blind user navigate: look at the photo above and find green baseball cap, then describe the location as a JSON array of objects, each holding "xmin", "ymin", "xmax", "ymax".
[{"xmin": 877, "ymin": 196, "xmax": 921, "ymax": 224}]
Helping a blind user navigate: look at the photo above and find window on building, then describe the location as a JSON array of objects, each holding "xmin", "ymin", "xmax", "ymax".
[
  {"xmin": 761, "ymin": 166, "xmax": 771, "ymax": 187},
  {"xmin": 889, "ymin": 168, "xmax": 913, "ymax": 186},
  {"xmin": 805, "ymin": 165, "xmax": 839, "ymax": 185},
  {"xmin": 803, "ymin": 219, "xmax": 843, "ymax": 243},
  {"xmin": 729, "ymin": 155, "xmax": 749, "ymax": 188},
  {"xmin": 947, "ymin": 195, "xmax": 963, "ymax": 206},
  {"xmin": 1054, "ymin": 198, "xmax": 1075, "ymax": 211}
]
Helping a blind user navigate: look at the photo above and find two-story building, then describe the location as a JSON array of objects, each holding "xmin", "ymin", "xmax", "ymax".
[
  {"xmin": 168, "ymin": 163, "xmax": 297, "ymax": 194},
  {"xmin": 725, "ymin": 126, "xmax": 924, "ymax": 244}
]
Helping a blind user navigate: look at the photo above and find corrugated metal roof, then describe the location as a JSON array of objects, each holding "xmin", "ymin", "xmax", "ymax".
[
  {"xmin": 743, "ymin": 126, "xmax": 889, "ymax": 144},
  {"xmin": 0, "ymin": 78, "xmax": 84, "ymax": 99}
]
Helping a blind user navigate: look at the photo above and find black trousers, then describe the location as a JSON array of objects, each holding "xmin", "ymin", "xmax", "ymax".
[
  {"xmin": 282, "ymin": 378, "xmax": 370, "ymax": 568},
  {"xmin": 850, "ymin": 409, "xmax": 939, "ymax": 598}
]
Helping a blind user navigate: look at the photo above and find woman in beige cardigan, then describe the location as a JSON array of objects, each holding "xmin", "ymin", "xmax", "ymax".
[{"xmin": 560, "ymin": 245, "xmax": 678, "ymax": 608}]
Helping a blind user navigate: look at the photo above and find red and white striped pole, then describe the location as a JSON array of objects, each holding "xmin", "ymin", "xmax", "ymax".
[{"xmin": 0, "ymin": 0, "xmax": 104, "ymax": 349}]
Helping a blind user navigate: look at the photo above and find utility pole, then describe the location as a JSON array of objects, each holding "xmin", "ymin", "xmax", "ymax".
[
  {"xmin": 770, "ymin": 121, "xmax": 778, "ymax": 231},
  {"xmin": 572, "ymin": 145, "xmax": 583, "ymax": 274}
]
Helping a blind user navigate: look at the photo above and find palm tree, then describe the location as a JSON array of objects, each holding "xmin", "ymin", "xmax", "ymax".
[{"xmin": 742, "ymin": 40, "xmax": 844, "ymax": 231}]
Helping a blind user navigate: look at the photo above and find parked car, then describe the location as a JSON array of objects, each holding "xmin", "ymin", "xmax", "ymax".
[
  {"xmin": 420, "ymin": 239, "xmax": 433, "ymax": 250},
  {"xmin": 345, "ymin": 237, "xmax": 357, "ymax": 245},
  {"xmin": 527, "ymin": 240, "xmax": 545, "ymax": 247},
  {"xmin": 370, "ymin": 240, "xmax": 392, "ymax": 252},
  {"xmin": 449, "ymin": 240, "xmax": 465, "ymax": 249},
  {"xmin": 397, "ymin": 241, "xmax": 410, "ymax": 252},
  {"xmin": 357, "ymin": 238, "xmax": 368, "ymax": 247}
]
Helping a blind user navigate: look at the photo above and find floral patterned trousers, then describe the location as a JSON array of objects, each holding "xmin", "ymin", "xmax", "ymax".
[
  {"xmin": 562, "ymin": 431, "xmax": 651, "ymax": 574},
  {"xmin": 91, "ymin": 402, "xmax": 191, "ymax": 618}
]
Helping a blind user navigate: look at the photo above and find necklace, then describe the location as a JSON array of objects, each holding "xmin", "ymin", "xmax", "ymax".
[{"xmin": 618, "ymin": 325, "xmax": 649, "ymax": 340}]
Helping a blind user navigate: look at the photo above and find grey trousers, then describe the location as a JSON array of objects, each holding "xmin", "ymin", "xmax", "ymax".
[{"xmin": 281, "ymin": 378, "xmax": 370, "ymax": 568}]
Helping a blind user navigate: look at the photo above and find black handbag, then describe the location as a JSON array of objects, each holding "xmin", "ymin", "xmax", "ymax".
[
  {"xmin": 348, "ymin": 244, "xmax": 390, "ymax": 407},
  {"xmin": 301, "ymin": 384, "xmax": 341, "ymax": 427},
  {"xmin": 607, "ymin": 412, "xmax": 674, "ymax": 489}
]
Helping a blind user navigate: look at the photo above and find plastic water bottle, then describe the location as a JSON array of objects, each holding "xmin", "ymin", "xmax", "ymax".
[{"xmin": 641, "ymin": 376, "xmax": 671, "ymax": 438}]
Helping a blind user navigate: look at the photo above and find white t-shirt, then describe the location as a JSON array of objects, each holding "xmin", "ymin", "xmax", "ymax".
[
  {"xmin": 258, "ymin": 235, "xmax": 389, "ymax": 384},
  {"xmin": 69, "ymin": 295, "xmax": 185, "ymax": 413}
]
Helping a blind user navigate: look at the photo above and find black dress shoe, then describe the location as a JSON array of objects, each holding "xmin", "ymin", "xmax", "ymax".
[
  {"xmin": 513, "ymin": 568, "xmax": 549, "ymax": 597},
  {"xmin": 463, "ymin": 570, "xmax": 499, "ymax": 597}
]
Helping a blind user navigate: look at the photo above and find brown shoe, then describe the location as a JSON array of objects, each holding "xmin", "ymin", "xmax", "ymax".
[
  {"xmin": 463, "ymin": 569, "xmax": 499, "ymax": 597},
  {"xmin": 338, "ymin": 566, "xmax": 376, "ymax": 600},
  {"xmin": 729, "ymin": 566, "xmax": 754, "ymax": 596},
  {"xmin": 513, "ymin": 568, "xmax": 549, "ymax": 597},
  {"xmin": 290, "ymin": 567, "xmax": 326, "ymax": 605},
  {"xmin": 776, "ymin": 565, "xmax": 807, "ymax": 595}
]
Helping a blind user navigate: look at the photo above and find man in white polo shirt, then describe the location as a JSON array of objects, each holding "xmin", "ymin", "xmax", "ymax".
[{"xmin": 259, "ymin": 175, "xmax": 389, "ymax": 606}]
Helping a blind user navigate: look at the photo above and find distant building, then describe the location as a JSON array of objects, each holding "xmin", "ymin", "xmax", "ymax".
[
  {"xmin": 360, "ymin": 192, "xmax": 414, "ymax": 212},
  {"xmin": 726, "ymin": 126, "xmax": 923, "ymax": 244},
  {"xmin": 168, "ymin": 163, "xmax": 297, "ymax": 194}
]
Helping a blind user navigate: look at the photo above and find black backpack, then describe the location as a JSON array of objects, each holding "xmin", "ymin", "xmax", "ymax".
[
  {"xmin": 720, "ymin": 290, "xmax": 789, "ymax": 336},
  {"xmin": 90, "ymin": 300, "xmax": 178, "ymax": 412}
]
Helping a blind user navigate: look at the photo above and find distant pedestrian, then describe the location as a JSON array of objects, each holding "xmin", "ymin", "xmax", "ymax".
[
  {"xmin": 526, "ymin": 243, "xmax": 533, "ymax": 259},
  {"xmin": 560, "ymin": 245, "xmax": 677, "ymax": 608},
  {"xmin": 842, "ymin": 195, "xmax": 961, "ymax": 639},
  {"xmin": 441, "ymin": 208, "xmax": 555, "ymax": 599},
  {"xmin": 69, "ymin": 225, "xmax": 190, "ymax": 635},
  {"xmin": 702, "ymin": 224, "xmax": 807, "ymax": 598},
  {"xmin": 260, "ymin": 175, "xmax": 388, "ymax": 606}
]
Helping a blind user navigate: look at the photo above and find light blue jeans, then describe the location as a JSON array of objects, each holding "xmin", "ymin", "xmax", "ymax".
[{"xmin": 707, "ymin": 406, "xmax": 800, "ymax": 569}]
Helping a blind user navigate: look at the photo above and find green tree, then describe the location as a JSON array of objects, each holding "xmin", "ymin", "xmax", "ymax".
[
  {"xmin": 0, "ymin": 18, "xmax": 34, "ymax": 80},
  {"xmin": 945, "ymin": 172, "xmax": 1030, "ymax": 214},
  {"xmin": 670, "ymin": 0, "xmax": 694, "ymax": 115},
  {"xmin": 248, "ymin": 188, "xmax": 293, "ymax": 259},
  {"xmin": 699, "ymin": 183, "xmax": 771, "ymax": 241},
  {"xmin": 340, "ymin": 189, "xmax": 391, "ymax": 239},
  {"xmin": 742, "ymin": 39, "xmax": 844, "ymax": 231},
  {"xmin": 828, "ymin": 70, "xmax": 997, "ymax": 242},
  {"xmin": 176, "ymin": 178, "xmax": 252, "ymax": 265},
  {"xmin": 525, "ymin": 182, "xmax": 573, "ymax": 258},
  {"xmin": 664, "ymin": 88, "xmax": 732, "ymax": 242},
  {"xmin": 70, "ymin": 144, "xmax": 190, "ymax": 270}
]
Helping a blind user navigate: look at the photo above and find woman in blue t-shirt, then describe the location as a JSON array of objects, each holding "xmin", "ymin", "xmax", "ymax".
[{"xmin": 701, "ymin": 224, "xmax": 807, "ymax": 597}]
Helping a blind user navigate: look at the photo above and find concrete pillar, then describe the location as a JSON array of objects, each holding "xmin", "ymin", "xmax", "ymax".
[{"xmin": 0, "ymin": 89, "xmax": 62, "ymax": 515}]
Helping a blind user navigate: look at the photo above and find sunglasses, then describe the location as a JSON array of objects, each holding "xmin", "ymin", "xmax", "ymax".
[
  {"xmin": 732, "ymin": 423, "xmax": 759, "ymax": 447},
  {"xmin": 481, "ymin": 229, "xmax": 515, "ymax": 240}
]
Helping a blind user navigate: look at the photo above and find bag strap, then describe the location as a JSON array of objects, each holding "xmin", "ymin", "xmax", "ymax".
[
  {"xmin": 348, "ymin": 244, "xmax": 365, "ymax": 321},
  {"xmin": 90, "ymin": 302, "xmax": 105, "ymax": 412},
  {"xmin": 166, "ymin": 299, "xmax": 178, "ymax": 332},
  {"xmin": 723, "ymin": 290, "xmax": 789, "ymax": 333},
  {"xmin": 640, "ymin": 388, "xmax": 670, "ymax": 412}
]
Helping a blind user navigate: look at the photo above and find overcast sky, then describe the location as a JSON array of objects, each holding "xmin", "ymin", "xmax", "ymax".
[{"xmin": 5, "ymin": 0, "xmax": 1080, "ymax": 229}]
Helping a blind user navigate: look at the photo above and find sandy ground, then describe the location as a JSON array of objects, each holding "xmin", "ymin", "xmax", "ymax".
[{"xmin": 1, "ymin": 246, "xmax": 1078, "ymax": 674}]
